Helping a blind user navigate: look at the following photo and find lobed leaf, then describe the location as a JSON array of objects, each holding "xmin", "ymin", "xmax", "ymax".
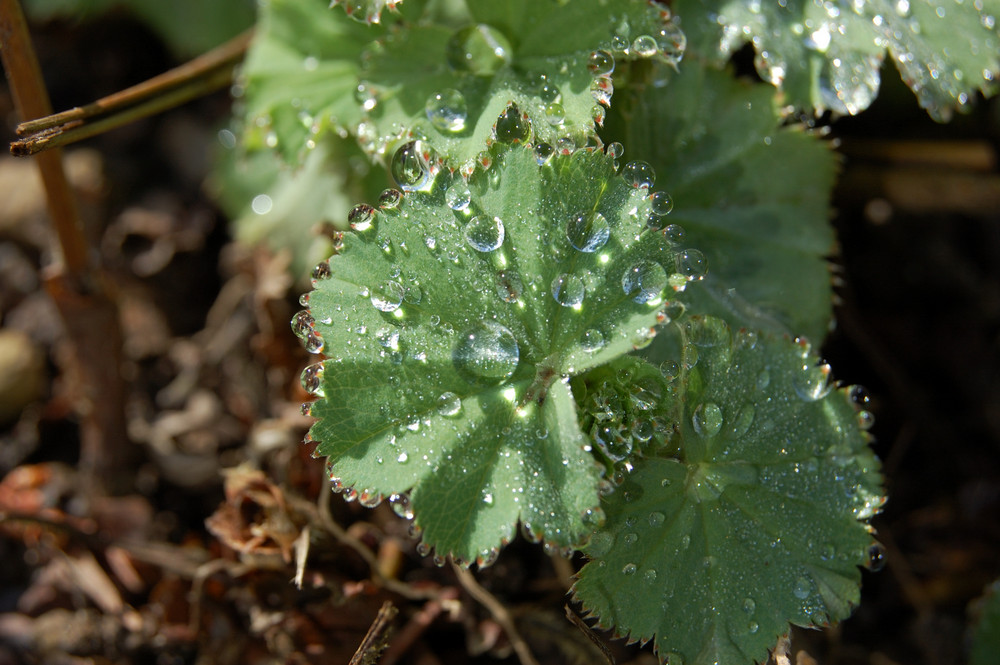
[
  {"xmin": 302, "ymin": 140, "xmax": 694, "ymax": 562},
  {"xmin": 673, "ymin": 0, "xmax": 1000, "ymax": 120},
  {"xmin": 606, "ymin": 63, "xmax": 837, "ymax": 343},
  {"xmin": 573, "ymin": 316, "xmax": 884, "ymax": 665},
  {"xmin": 358, "ymin": 0, "xmax": 680, "ymax": 169}
]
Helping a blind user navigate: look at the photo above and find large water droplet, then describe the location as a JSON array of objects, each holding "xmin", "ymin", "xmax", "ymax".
[
  {"xmin": 632, "ymin": 34, "xmax": 658, "ymax": 57},
  {"xmin": 425, "ymin": 89, "xmax": 468, "ymax": 133},
  {"xmin": 588, "ymin": 49, "xmax": 615, "ymax": 76},
  {"xmin": 437, "ymin": 392, "xmax": 462, "ymax": 417},
  {"xmin": 389, "ymin": 493, "xmax": 414, "ymax": 519},
  {"xmin": 676, "ymin": 249, "xmax": 708, "ymax": 281},
  {"xmin": 371, "ymin": 280, "xmax": 404, "ymax": 312},
  {"xmin": 622, "ymin": 260, "xmax": 667, "ymax": 303},
  {"xmin": 551, "ymin": 273, "xmax": 585, "ymax": 308},
  {"xmin": 300, "ymin": 363, "xmax": 325, "ymax": 396},
  {"xmin": 650, "ymin": 191, "xmax": 674, "ymax": 215},
  {"xmin": 793, "ymin": 362, "xmax": 832, "ymax": 401},
  {"xmin": 445, "ymin": 24, "xmax": 513, "ymax": 76},
  {"xmin": 453, "ymin": 320, "xmax": 520, "ymax": 384},
  {"xmin": 445, "ymin": 178, "xmax": 472, "ymax": 211},
  {"xmin": 464, "ymin": 215, "xmax": 505, "ymax": 252},
  {"xmin": 566, "ymin": 211, "xmax": 610, "ymax": 252},
  {"xmin": 348, "ymin": 203, "xmax": 376, "ymax": 231},
  {"xmin": 620, "ymin": 160, "xmax": 656, "ymax": 189},
  {"xmin": 391, "ymin": 140, "xmax": 432, "ymax": 191},
  {"xmin": 648, "ymin": 511, "xmax": 665, "ymax": 527},
  {"xmin": 495, "ymin": 103, "xmax": 530, "ymax": 143},
  {"xmin": 692, "ymin": 402, "xmax": 723, "ymax": 438},
  {"xmin": 378, "ymin": 188, "xmax": 403, "ymax": 209},
  {"xmin": 580, "ymin": 328, "xmax": 605, "ymax": 352},
  {"xmin": 793, "ymin": 575, "xmax": 812, "ymax": 599},
  {"xmin": 534, "ymin": 142, "xmax": 555, "ymax": 165}
]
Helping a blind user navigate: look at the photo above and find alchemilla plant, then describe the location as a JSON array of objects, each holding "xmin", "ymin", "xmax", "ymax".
[{"xmin": 220, "ymin": 0, "xmax": 999, "ymax": 663}]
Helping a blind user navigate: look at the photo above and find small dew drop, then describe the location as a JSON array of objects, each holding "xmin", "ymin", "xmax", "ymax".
[
  {"xmin": 378, "ymin": 188, "xmax": 403, "ymax": 209},
  {"xmin": 445, "ymin": 178, "xmax": 472, "ymax": 211},
  {"xmin": 349, "ymin": 203, "xmax": 376, "ymax": 231},
  {"xmin": 866, "ymin": 542, "xmax": 887, "ymax": 571},
  {"xmin": 588, "ymin": 49, "xmax": 615, "ymax": 76},
  {"xmin": 632, "ymin": 34, "xmax": 658, "ymax": 57},
  {"xmin": 651, "ymin": 191, "xmax": 674, "ymax": 215},
  {"xmin": 391, "ymin": 140, "xmax": 432, "ymax": 192},
  {"xmin": 692, "ymin": 402, "xmax": 724, "ymax": 438},
  {"xmin": 643, "ymin": 568, "xmax": 657, "ymax": 582},
  {"xmin": 311, "ymin": 260, "xmax": 332, "ymax": 282},
  {"xmin": 622, "ymin": 562, "xmax": 637, "ymax": 576},
  {"xmin": 300, "ymin": 363, "xmax": 325, "ymax": 396},
  {"xmin": 534, "ymin": 142, "xmax": 555, "ymax": 164},
  {"xmin": 648, "ymin": 511, "xmax": 665, "ymax": 527},
  {"xmin": 425, "ymin": 89, "xmax": 468, "ymax": 133},
  {"xmin": 551, "ymin": 273, "xmax": 585, "ymax": 308},
  {"xmin": 793, "ymin": 575, "xmax": 812, "ymax": 599},
  {"xmin": 580, "ymin": 328, "xmax": 605, "ymax": 352},
  {"xmin": 676, "ymin": 249, "xmax": 708, "ymax": 281}
]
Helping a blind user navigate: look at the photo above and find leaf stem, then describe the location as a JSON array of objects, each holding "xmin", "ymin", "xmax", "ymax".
[{"xmin": 10, "ymin": 29, "xmax": 252, "ymax": 156}]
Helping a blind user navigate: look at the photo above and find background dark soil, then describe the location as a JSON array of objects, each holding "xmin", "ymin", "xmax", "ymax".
[{"xmin": 1, "ymin": 11, "xmax": 998, "ymax": 665}]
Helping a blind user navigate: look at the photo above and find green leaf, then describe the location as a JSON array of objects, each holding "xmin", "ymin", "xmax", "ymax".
[
  {"xmin": 573, "ymin": 316, "xmax": 884, "ymax": 665},
  {"xmin": 673, "ymin": 0, "xmax": 1000, "ymax": 120},
  {"xmin": 971, "ymin": 579, "xmax": 1000, "ymax": 665},
  {"xmin": 607, "ymin": 63, "xmax": 836, "ymax": 343},
  {"xmin": 238, "ymin": 0, "xmax": 389, "ymax": 162},
  {"xmin": 303, "ymin": 141, "xmax": 691, "ymax": 562},
  {"xmin": 349, "ymin": 0, "xmax": 680, "ymax": 169},
  {"xmin": 210, "ymin": 135, "xmax": 389, "ymax": 279},
  {"xmin": 331, "ymin": 0, "xmax": 405, "ymax": 25},
  {"xmin": 24, "ymin": 0, "xmax": 255, "ymax": 57}
]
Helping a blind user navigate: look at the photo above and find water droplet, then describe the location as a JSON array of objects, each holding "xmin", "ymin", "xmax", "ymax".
[
  {"xmin": 632, "ymin": 34, "xmax": 658, "ymax": 57},
  {"xmin": 311, "ymin": 260, "xmax": 332, "ymax": 282},
  {"xmin": 304, "ymin": 331, "xmax": 324, "ymax": 354},
  {"xmin": 606, "ymin": 141, "xmax": 624, "ymax": 160},
  {"xmin": 680, "ymin": 534, "xmax": 691, "ymax": 550},
  {"xmin": 623, "ymin": 532, "xmax": 638, "ymax": 545},
  {"xmin": 425, "ymin": 89, "xmax": 467, "ymax": 133},
  {"xmin": 664, "ymin": 224, "xmax": 685, "ymax": 244},
  {"xmin": 650, "ymin": 191, "xmax": 674, "ymax": 215},
  {"xmin": 551, "ymin": 273, "xmax": 585, "ymax": 308},
  {"xmin": 544, "ymin": 102, "xmax": 565, "ymax": 126},
  {"xmin": 622, "ymin": 562, "xmax": 637, "ymax": 575},
  {"xmin": 866, "ymin": 542, "xmax": 887, "ymax": 571},
  {"xmin": 300, "ymin": 363, "xmax": 325, "ymax": 396},
  {"xmin": 793, "ymin": 575, "xmax": 812, "ymax": 599},
  {"xmin": 464, "ymin": 215, "xmax": 505, "ymax": 252},
  {"xmin": 453, "ymin": 320, "xmax": 520, "ymax": 384},
  {"xmin": 445, "ymin": 178, "xmax": 472, "ymax": 211},
  {"xmin": 666, "ymin": 651, "xmax": 685, "ymax": 665},
  {"xmin": 300, "ymin": 402, "xmax": 313, "ymax": 417},
  {"xmin": 495, "ymin": 103, "xmax": 530, "ymax": 143},
  {"xmin": 820, "ymin": 543, "xmax": 836, "ymax": 561},
  {"xmin": 445, "ymin": 24, "xmax": 512, "ymax": 76},
  {"xmin": 437, "ymin": 392, "xmax": 462, "ymax": 417},
  {"xmin": 566, "ymin": 211, "xmax": 610, "ymax": 252},
  {"xmin": 657, "ymin": 22, "xmax": 687, "ymax": 62},
  {"xmin": 534, "ymin": 142, "xmax": 555, "ymax": 165},
  {"xmin": 588, "ymin": 49, "xmax": 615, "ymax": 76},
  {"xmin": 643, "ymin": 568, "xmax": 657, "ymax": 582},
  {"xmin": 676, "ymin": 249, "xmax": 707, "ymax": 281},
  {"xmin": 793, "ymin": 363, "xmax": 832, "ymax": 401},
  {"xmin": 742, "ymin": 597, "xmax": 756, "ymax": 613},
  {"xmin": 495, "ymin": 270, "xmax": 523, "ymax": 303},
  {"xmin": 588, "ymin": 531, "xmax": 613, "ymax": 556},
  {"xmin": 378, "ymin": 188, "xmax": 402, "ymax": 209},
  {"xmin": 481, "ymin": 489, "xmax": 494, "ymax": 505},
  {"xmin": 730, "ymin": 404, "xmax": 755, "ymax": 438},
  {"xmin": 397, "ymin": 451, "xmax": 409, "ymax": 463},
  {"xmin": 757, "ymin": 369, "xmax": 771, "ymax": 390},
  {"xmin": 580, "ymin": 328, "xmax": 605, "ymax": 352},
  {"xmin": 371, "ymin": 280, "xmax": 404, "ymax": 312},
  {"xmin": 622, "ymin": 260, "xmax": 667, "ymax": 304},
  {"xmin": 748, "ymin": 621, "xmax": 759, "ymax": 634},
  {"xmin": 692, "ymin": 402, "xmax": 723, "ymax": 438},
  {"xmin": 648, "ymin": 511, "xmax": 665, "ymax": 527},
  {"xmin": 391, "ymin": 140, "xmax": 432, "ymax": 192},
  {"xmin": 387, "ymin": 493, "xmax": 413, "ymax": 519},
  {"xmin": 291, "ymin": 309, "xmax": 315, "ymax": 339},
  {"xmin": 620, "ymin": 160, "xmax": 655, "ymax": 189},
  {"xmin": 857, "ymin": 410, "xmax": 875, "ymax": 430}
]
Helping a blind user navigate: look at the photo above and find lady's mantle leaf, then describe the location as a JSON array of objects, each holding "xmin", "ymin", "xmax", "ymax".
[
  {"xmin": 608, "ymin": 63, "xmax": 836, "ymax": 343},
  {"xmin": 970, "ymin": 578, "xmax": 1000, "ymax": 665},
  {"xmin": 573, "ymin": 317, "xmax": 884, "ymax": 665},
  {"xmin": 674, "ymin": 0, "xmax": 1000, "ymax": 120},
  {"xmin": 303, "ymin": 141, "xmax": 691, "ymax": 562},
  {"xmin": 355, "ymin": 0, "xmax": 681, "ymax": 169}
]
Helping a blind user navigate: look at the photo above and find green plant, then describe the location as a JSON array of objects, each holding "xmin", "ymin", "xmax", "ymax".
[{"xmin": 219, "ymin": 1, "xmax": 999, "ymax": 663}]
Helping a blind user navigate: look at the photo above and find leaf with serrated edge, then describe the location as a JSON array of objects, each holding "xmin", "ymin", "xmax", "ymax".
[
  {"xmin": 573, "ymin": 316, "xmax": 884, "ymax": 665},
  {"xmin": 674, "ymin": 0, "xmax": 1000, "ymax": 120},
  {"xmin": 606, "ymin": 63, "xmax": 836, "ymax": 343},
  {"xmin": 331, "ymin": 0, "xmax": 404, "ymax": 25},
  {"xmin": 305, "ymin": 141, "xmax": 689, "ymax": 562},
  {"xmin": 358, "ymin": 0, "xmax": 677, "ymax": 168}
]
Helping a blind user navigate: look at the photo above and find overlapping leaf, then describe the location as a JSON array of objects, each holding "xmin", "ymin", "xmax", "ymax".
[
  {"xmin": 673, "ymin": 0, "xmax": 1000, "ymax": 119},
  {"xmin": 358, "ymin": 0, "xmax": 680, "ymax": 169},
  {"xmin": 574, "ymin": 316, "xmax": 884, "ymax": 665},
  {"xmin": 303, "ymin": 140, "xmax": 693, "ymax": 562},
  {"xmin": 211, "ymin": 135, "xmax": 389, "ymax": 278},
  {"xmin": 606, "ymin": 64, "xmax": 836, "ymax": 343}
]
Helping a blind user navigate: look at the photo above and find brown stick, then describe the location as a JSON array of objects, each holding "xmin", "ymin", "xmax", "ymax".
[
  {"xmin": 1, "ymin": 0, "xmax": 131, "ymax": 493},
  {"xmin": 11, "ymin": 29, "xmax": 251, "ymax": 156},
  {"xmin": 452, "ymin": 563, "xmax": 541, "ymax": 665},
  {"xmin": 0, "ymin": 0, "xmax": 89, "ymax": 277},
  {"xmin": 349, "ymin": 601, "xmax": 398, "ymax": 665}
]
